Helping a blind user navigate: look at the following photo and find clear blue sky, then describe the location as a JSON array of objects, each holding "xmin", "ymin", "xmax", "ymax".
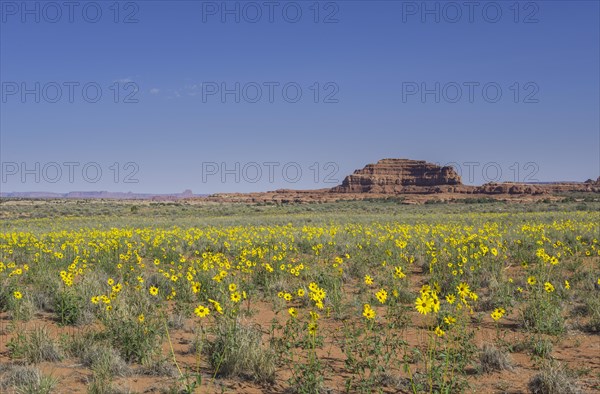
[{"xmin": 1, "ymin": 0, "xmax": 598, "ymax": 193}]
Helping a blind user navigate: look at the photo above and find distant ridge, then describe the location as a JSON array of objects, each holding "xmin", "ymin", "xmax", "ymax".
[{"xmin": 0, "ymin": 190, "xmax": 204, "ymax": 200}]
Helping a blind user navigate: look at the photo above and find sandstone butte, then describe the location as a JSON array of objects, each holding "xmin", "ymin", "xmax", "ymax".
[{"xmin": 205, "ymin": 158, "xmax": 600, "ymax": 204}]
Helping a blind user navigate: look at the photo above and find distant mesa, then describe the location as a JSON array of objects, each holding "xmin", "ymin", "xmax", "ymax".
[
  {"xmin": 330, "ymin": 158, "xmax": 599, "ymax": 196},
  {"xmin": 331, "ymin": 158, "xmax": 462, "ymax": 193}
]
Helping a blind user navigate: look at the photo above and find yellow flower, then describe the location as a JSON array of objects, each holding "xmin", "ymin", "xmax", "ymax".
[
  {"xmin": 230, "ymin": 292, "xmax": 241, "ymax": 303},
  {"xmin": 434, "ymin": 326, "xmax": 445, "ymax": 337},
  {"xmin": 138, "ymin": 314, "xmax": 145, "ymax": 323},
  {"xmin": 443, "ymin": 316, "xmax": 456, "ymax": 325},
  {"xmin": 564, "ymin": 280, "xmax": 570, "ymax": 290},
  {"xmin": 457, "ymin": 282, "xmax": 470, "ymax": 298},
  {"xmin": 375, "ymin": 289, "xmax": 387, "ymax": 304},
  {"xmin": 107, "ymin": 278, "xmax": 114, "ymax": 286},
  {"xmin": 431, "ymin": 296, "xmax": 441, "ymax": 313},
  {"xmin": 393, "ymin": 266, "xmax": 406, "ymax": 279},
  {"xmin": 228, "ymin": 283, "xmax": 237, "ymax": 292},
  {"xmin": 283, "ymin": 293, "xmax": 292, "ymax": 302},
  {"xmin": 13, "ymin": 291, "xmax": 22, "ymax": 300},
  {"xmin": 491, "ymin": 310, "xmax": 502, "ymax": 321},
  {"xmin": 544, "ymin": 282, "xmax": 555, "ymax": 293},
  {"xmin": 445, "ymin": 294, "xmax": 456, "ymax": 304},
  {"xmin": 364, "ymin": 275, "xmax": 374, "ymax": 286},
  {"xmin": 415, "ymin": 296, "xmax": 433, "ymax": 315},
  {"xmin": 527, "ymin": 276, "xmax": 536, "ymax": 285},
  {"xmin": 208, "ymin": 299, "xmax": 224, "ymax": 314},
  {"xmin": 194, "ymin": 305, "xmax": 210, "ymax": 318},
  {"xmin": 149, "ymin": 286, "xmax": 159, "ymax": 296},
  {"xmin": 307, "ymin": 322, "xmax": 318, "ymax": 335},
  {"xmin": 91, "ymin": 296, "xmax": 99, "ymax": 304},
  {"xmin": 297, "ymin": 288, "xmax": 305, "ymax": 297},
  {"xmin": 362, "ymin": 304, "xmax": 376, "ymax": 320},
  {"xmin": 288, "ymin": 307, "xmax": 297, "ymax": 318}
]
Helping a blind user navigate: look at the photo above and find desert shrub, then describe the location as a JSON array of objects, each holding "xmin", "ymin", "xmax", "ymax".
[
  {"xmin": 582, "ymin": 293, "xmax": 600, "ymax": 332},
  {"xmin": 82, "ymin": 344, "xmax": 130, "ymax": 377},
  {"xmin": 167, "ymin": 313, "xmax": 186, "ymax": 330},
  {"xmin": 521, "ymin": 297, "xmax": 565, "ymax": 335},
  {"xmin": 83, "ymin": 343, "xmax": 131, "ymax": 394},
  {"xmin": 0, "ymin": 366, "xmax": 57, "ymax": 394},
  {"xmin": 138, "ymin": 357, "xmax": 178, "ymax": 378},
  {"xmin": 0, "ymin": 366, "xmax": 41, "ymax": 390},
  {"xmin": 54, "ymin": 289, "xmax": 82, "ymax": 326},
  {"xmin": 531, "ymin": 338, "xmax": 553, "ymax": 359},
  {"xmin": 7, "ymin": 327, "xmax": 63, "ymax": 364},
  {"xmin": 528, "ymin": 362, "xmax": 580, "ymax": 394},
  {"xmin": 479, "ymin": 344, "xmax": 512, "ymax": 373},
  {"xmin": 207, "ymin": 318, "xmax": 276, "ymax": 384},
  {"xmin": 103, "ymin": 311, "xmax": 163, "ymax": 363}
]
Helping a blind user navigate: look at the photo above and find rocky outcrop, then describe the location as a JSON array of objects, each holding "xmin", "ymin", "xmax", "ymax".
[
  {"xmin": 331, "ymin": 159, "xmax": 462, "ymax": 193},
  {"xmin": 473, "ymin": 182, "xmax": 600, "ymax": 195},
  {"xmin": 473, "ymin": 183, "xmax": 545, "ymax": 195}
]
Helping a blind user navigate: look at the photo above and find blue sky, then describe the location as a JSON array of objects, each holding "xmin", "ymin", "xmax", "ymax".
[{"xmin": 1, "ymin": 0, "xmax": 598, "ymax": 193}]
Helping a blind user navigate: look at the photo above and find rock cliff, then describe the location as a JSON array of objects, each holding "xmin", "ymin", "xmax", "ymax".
[{"xmin": 331, "ymin": 159, "xmax": 462, "ymax": 193}]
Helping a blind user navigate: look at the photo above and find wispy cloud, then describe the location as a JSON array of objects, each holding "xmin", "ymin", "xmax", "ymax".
[{"xmin": 165, "ymin": 83, "xmax": 201, "ymax": 99}]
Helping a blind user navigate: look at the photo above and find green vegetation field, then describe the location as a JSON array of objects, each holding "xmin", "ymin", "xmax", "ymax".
[{"xmin": 0, "ymin": 198, "xmax": 599, "ymax": 393}]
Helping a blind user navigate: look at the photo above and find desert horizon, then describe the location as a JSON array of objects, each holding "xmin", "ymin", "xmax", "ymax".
[{"xmin": 2, "ymin": 158, "xmax": 599, "ymax": 199}]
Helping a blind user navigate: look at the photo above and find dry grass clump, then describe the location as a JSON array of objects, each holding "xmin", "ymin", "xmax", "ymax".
[
  {"xmin": 479, "ymin": 343, "xmax": 513, "ymax": 373},
  {"xmin": 7, "ymin": 327, "xmax": 63, "ymax": 364},
  {"xmin": 528, "ymin": 362, "xmax": 581, "ymax": 394},
  {"xmin": 207, "ymin": 319, "xmax": 276, "ymax": 384},
  {"xmin": 0, "ymin": 365, "xmax": 57, "ymax": 394}
]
